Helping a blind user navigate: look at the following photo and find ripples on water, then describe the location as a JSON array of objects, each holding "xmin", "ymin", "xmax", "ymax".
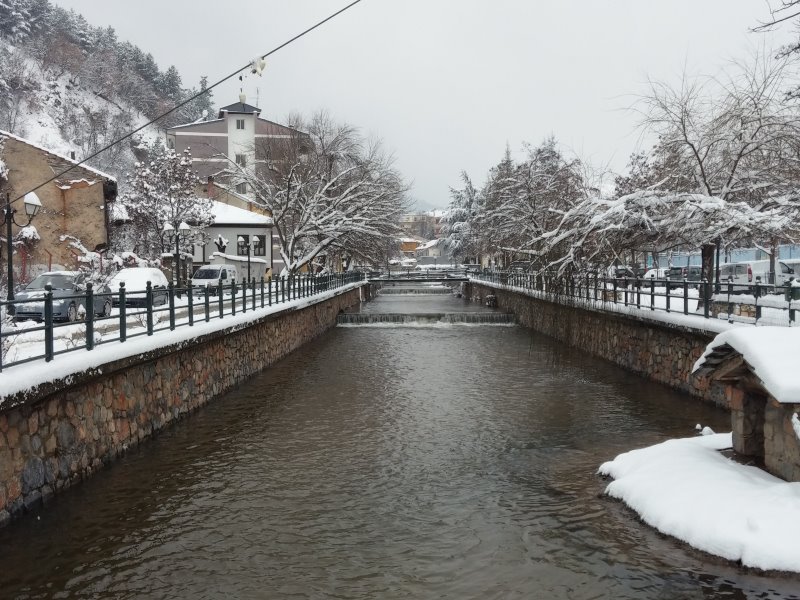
[{"xmin": 0, "ymin": 293, "xmax": 798, "ymax": 599}]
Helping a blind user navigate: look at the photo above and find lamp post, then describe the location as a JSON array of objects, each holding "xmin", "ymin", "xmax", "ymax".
[
  {"xmin": 238, "ymin": 235, "xmax": 262, "ymax": 282},
  {"xmin": 3, "ymin": 192, "xmax": 42, "ymax": 300},
  {"xmin": 163, "ymin": 221, "xmax": 191, "ymax": 297}
]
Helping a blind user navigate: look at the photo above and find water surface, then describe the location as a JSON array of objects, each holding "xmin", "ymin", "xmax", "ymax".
[{"xmin": 0, "ymin": 293, "xmax": 797, "ymax": 599}]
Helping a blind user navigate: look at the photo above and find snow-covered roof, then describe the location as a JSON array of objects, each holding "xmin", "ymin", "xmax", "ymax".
[
  {"xmin": 0, "ymin": 129, "xmax": 116, "ymax": 182},
  {"xmin": 166, "ymin": 118, "xmax": 225, "ymax": 131},
  {"xmin": 210, "ymin": 200, "xmax": 273, "ymax": 226},
  {"xmin": 417, "ymin": 238, "xmax": 440, "ymax": 250},
  {"xmin": 218, "ymin": 101, "xmax": 261, "ymax": 117},
  {"xmin": 693, "ymin": 327, "xmax": 800, "ymax": 404}
]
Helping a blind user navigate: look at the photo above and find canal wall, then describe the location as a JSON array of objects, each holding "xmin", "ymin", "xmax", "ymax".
[
  {"xmin": 466, "ymin": 282, "xmax": 725, "ymax": 406},
  {"xmin": 0, "ymin": 286, "xmax": 364, "ymax": 526}
]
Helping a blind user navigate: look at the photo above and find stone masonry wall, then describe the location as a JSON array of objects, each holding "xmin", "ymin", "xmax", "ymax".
[
  {"xmin": 764, "ymin": 399, "xmax": 800, "ymax": 482},
  {"xmin": 467, "ymin": 282, "xmax": 725, "ymax": 405},
  {"xmin": 0, "ymin": 287, "xmax": 362, "ymax": 526}
]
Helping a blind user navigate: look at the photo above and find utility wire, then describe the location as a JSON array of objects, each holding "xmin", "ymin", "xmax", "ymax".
[{"xmin": 5, "ymin": 0, "xmax": 364, "ymax": 206}]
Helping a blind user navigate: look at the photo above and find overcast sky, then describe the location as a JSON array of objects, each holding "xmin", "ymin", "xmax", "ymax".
[{"xmin": 51, "ymin": 1, "xmax": 796, "ymax": 209}]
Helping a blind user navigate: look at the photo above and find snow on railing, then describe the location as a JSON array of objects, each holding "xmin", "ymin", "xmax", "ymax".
[
  {"xmin": 0, "ymin": 272, "xmax": 365, "ymax": 372},
  {"xmin": 469, "ymin": 270, "xmax": 800, "ymax": 329}
]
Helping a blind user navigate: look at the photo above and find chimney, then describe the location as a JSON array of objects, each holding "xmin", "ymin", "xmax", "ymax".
[
  {"xmin": 70, "ymin": 151, "xmax": 75, "ymax": 160},
  {"xmin": 207, "ymin": 175, "xmax": 215, "ymax": 198}
]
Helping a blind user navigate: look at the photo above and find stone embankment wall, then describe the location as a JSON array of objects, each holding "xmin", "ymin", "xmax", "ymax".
[
  {"xmin": 466, "ymin": 282, "xmax": 724, "ymax": 405},
  {"xmin": 0, "ymin": 287, "xmax": 362, "ymax": 526}
]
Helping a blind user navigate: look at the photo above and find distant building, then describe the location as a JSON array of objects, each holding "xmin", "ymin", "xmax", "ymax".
[
  {"xmin": 399, "ymin": 211, "xmax": 440, "ymax": 240},
  {"xmin": 415, "ymin": 238, "xmax": 442, "ymax": 259},
  {"xmin": 165, "ymin": 95, "xmax": 312, "ymax": 198},
  {"xmin": 0, "ymin": 130, "xmax": 117, "ymax": 283}
]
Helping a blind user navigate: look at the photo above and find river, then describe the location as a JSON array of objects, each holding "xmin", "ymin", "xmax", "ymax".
[{"xmin": 0, "ymin": 288, "xmax": 797, "ymax": 599}]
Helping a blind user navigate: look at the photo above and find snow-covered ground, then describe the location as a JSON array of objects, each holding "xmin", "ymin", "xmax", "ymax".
[{"xmin": 599, "ymin": 432, "xmax": 800, "ymax": 573}]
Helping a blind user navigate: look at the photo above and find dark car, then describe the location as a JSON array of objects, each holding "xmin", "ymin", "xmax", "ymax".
[
  {"xmin": 667, "ymin": 266, "xmax": 703, "ymax": 288},
  {"xmin": 10, "ymin": 271, "xmax": 111, "ymax": 322}
]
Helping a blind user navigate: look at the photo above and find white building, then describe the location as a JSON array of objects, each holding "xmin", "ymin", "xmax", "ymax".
[{"xmin": 193, "ymin": 200, "xmax": 274, "ymax": 274}]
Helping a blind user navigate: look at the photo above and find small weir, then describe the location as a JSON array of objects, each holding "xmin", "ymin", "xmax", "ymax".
[
  {"xmin": 343, "ymin": 283, "xmax": 512, "ymax": 325},
  {"xmin": 337, "ymin": 312, "xmax": 516, "ymax": 325},
  {"xmin": 377, "ymin": 286, "xmax": 454, "ymax": 295}
]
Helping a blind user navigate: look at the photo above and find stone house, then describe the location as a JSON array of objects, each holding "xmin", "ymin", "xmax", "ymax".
[
  {"xmin": 0, "ymin": 130, "xmax": 117, "ymax": 284},
  {"xmin": 694, "ymin": 329, "xmax": 800, "ymax": 481}
]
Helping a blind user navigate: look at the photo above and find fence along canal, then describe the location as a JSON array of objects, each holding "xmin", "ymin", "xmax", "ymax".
[{"xmin": 0, "ymin": 272, "xmax": 363, "ymax": 370}]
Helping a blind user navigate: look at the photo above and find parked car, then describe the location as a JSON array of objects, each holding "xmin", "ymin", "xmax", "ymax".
[
  {"xmin": 191, "ymin": 264, "xmax": 238, "ymax": 295},
  {"xmin": 108, "ymin": 267, "xmax": 169, "ymax": 307},
  {"xmin": 718, "ymin": 260, "xmax": 794, "ymax": 290},
  {"xmin": 10, "ymin": 271, "xmax": 112, "ymax": 322},
  {"xmin": 667, "ymin": 265, "xmax": 703, "ymax": 288},
  {"xmin": 642, "ymin": 267, "xmax": 669, "ymax": 280}
]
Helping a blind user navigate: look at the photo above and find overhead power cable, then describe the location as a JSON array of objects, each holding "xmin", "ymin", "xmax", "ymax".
[{"xmin": 5, "ymin": 0, "xmax": 365, "ymax": 206}]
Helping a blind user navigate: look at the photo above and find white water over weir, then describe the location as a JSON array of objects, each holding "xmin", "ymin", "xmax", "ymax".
[
  {"xmin": 377, "ymin": 287, "xmax": 454, "ymax": 295},
  {"xmin": 337, "ymin": 312, "xmax": 516, "ymax": 325}
]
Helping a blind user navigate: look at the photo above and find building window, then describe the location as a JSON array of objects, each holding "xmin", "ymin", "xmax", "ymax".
[
  {"xmin": 253, "ymin": 235, "xmax": 267, "ymax": 256},
  {"xmin": 235, "ymin": 182, "xmax": 247, "ymax": 194},
  {"xmin": 237, "ymin": 234, "xmax": 249, "ymax": 256},
  {"xmin": 235, "ymin": 153, "xmax": 247, "ymax": 167},
  {"xmin": 236, "ymin": 119, "xmax": 245, "ymax": 130}
]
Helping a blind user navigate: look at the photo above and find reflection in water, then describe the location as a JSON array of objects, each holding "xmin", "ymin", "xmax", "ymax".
[{"xmin": 0, "ymin": 293, "xmax": 797, "ymax": 599}]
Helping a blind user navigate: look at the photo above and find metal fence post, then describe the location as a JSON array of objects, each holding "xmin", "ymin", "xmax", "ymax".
[
  {"xmin": 242, "ymin": 278, "xmax": 247, "ymax": 313},
  {"xmin": 260, "ymin": 277, "xmax": 265, "ymax": 308},
  {"xmin": 44, "ymin": 283, "xmax": 54, "ymax": 362},
  {"xmin": 683, "ymin": 280, "xmax": 689, "ymax": 315},
  {"xmin": 168, "ymin": 282, "xmax": 176, "ymax": 330},
  {"xmin": 204, "ymin": 284, "xmax": 210, "ymax": 322},
  {"xmin": 85, "ymin": 282, "xmax": 95, "ymax": 351},
  {"xmin": 188, "ymin": 282, "xmax": 194, "ymax": 326},
  {"xmin": 648, "ymin": 277, "xmax": 654, "ymax": 311},
  {"xmin": 703, "ymin": 278, "xmax": 710, "ymax": 319},
  {"xmin": 231, "ymin": 280, "xmax": 237, "ymax": 315},
  {"xmin": 119, "ymin": 282, "xmax": 127, "ymax": 342},
  {"xmin": 218, "ymin": 281, "xmax": 224, "ymax": 319},
  {"xmin": 754, "ymin": 279, "xmax": 762, "ymax": 323},
  {"xmin": 268, "ymin": 277, "xmax": 272, "ymax": 307},
  {"xmin": 146, "ymin": 281, "xmax": 154, "ymax": 335}
]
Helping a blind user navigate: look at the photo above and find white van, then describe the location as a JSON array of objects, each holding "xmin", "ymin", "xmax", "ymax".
[
  {"xmin": 718, "ymin": 260, "xmax": 795, "ymax": 289},
  {"xmin": 191, "ymin": 264, "xmax": 238, "ymax": 294}
]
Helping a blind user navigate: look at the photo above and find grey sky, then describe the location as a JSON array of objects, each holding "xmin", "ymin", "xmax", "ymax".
[{"xmin": 52, "ymin": 1, "xmax": 795, "ymax": 209}]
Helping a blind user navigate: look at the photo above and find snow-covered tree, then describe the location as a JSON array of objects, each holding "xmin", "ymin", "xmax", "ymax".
[
  {"xmin": 230, "ymin": 111, "xmax": 408, "ymax": 273},
  {"xmin": 440, "ymin": 172, "xmax": 480, "ymax": 264},
  {"xmin": 118, "ymin": 141, "xmax": 211, "ymax": 259}
]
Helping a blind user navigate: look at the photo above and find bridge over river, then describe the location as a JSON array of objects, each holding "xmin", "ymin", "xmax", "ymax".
[{"xmin": 0, "ymin": 283, "xmax": 798, "ymax": 598}]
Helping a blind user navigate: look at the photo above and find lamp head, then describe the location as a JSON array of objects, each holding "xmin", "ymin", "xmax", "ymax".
[{"xmin": 23, "ymin": 192, "xmax": 42, "ymax": 217}]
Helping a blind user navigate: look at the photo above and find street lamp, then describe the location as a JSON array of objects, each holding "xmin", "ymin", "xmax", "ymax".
[
  {"xmin": 3, "ymin": 192, "xmax": 42, "ymax": 300},
  {"xmin": 237, "ymin": 235, "xmax": 262, "ymax": 282},
  {"xmin": 163, "ymin": 221, "xmax": 191, "ymax": 296}
]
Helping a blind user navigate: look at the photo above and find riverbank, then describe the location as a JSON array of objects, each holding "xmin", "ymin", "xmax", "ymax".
[{"xmin": 0, "ymin": 283, "xmax": 365, "ymax": 526}]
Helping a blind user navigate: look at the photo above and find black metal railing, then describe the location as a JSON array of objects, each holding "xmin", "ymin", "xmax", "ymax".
[
  {"xmin": 0, "ymin": 272, "xmax": 364, "ymax": 371},
  {"xmin": 470, "ymin": 271, "xmax": 800, "ymax": 327}
]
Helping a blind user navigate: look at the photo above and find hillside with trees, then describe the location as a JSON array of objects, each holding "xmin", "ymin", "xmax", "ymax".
[{"xmin": 0, "ymin": 0, "xmax": 212, "ymax": 179}]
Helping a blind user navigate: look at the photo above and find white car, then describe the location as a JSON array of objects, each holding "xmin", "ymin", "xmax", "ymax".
[
  {"xmin": 108, "ymin": 267, "xmax": 170, "ymax": 307},
  {"xmin": 642, "ymin": 268, "xmax": 669, "ymax": 280},
  {"xmin": 191, "ymin": 264, "xmax": 238, "ymax": 294}
]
